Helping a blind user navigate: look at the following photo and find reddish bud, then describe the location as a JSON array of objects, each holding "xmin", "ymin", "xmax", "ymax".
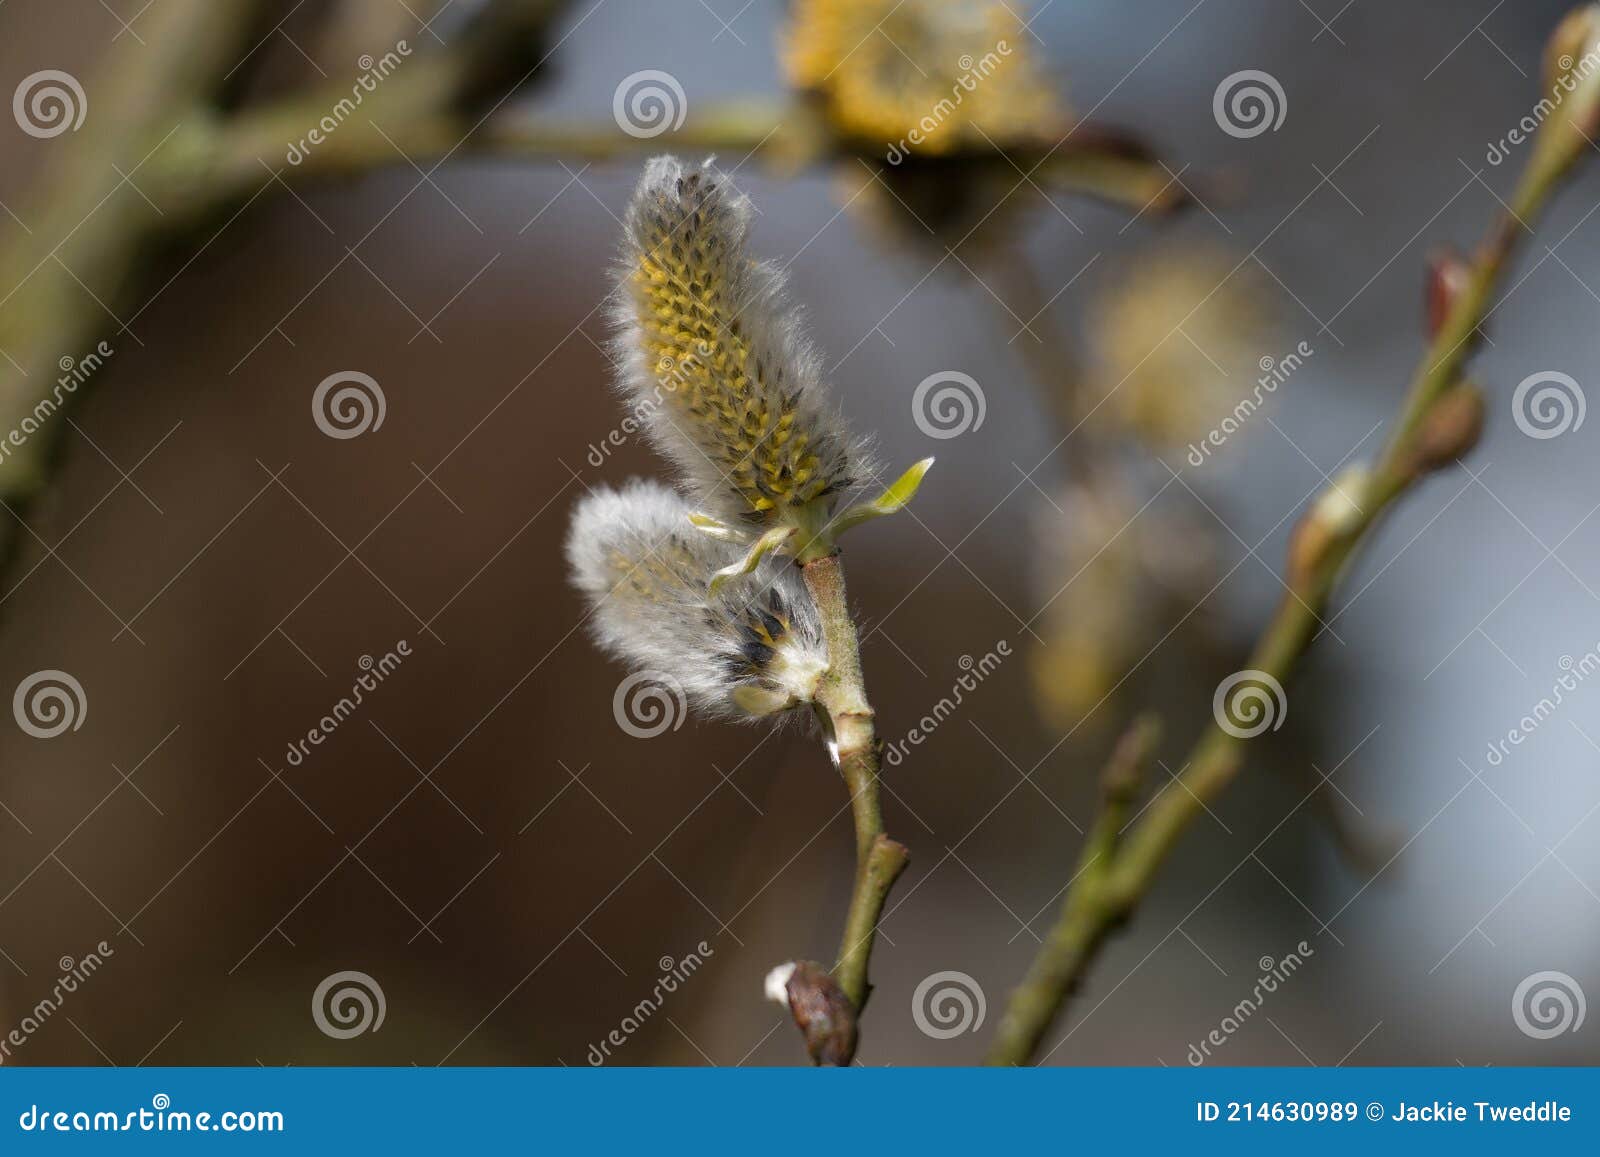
[{"xmin": 1425, "ymin": 248, "xmax": 1472, "ymax": 338}]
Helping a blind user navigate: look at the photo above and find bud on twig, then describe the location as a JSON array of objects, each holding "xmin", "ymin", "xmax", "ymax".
[
  {"xmin": 1101, "ymin": 713, "xmax": 1160, "ymax": 809},
  {"xmin": 766, "ymin": 959, "xmax": 857, "ymax": 1066},
  {"xmin": 1533, "ymin": 6, "xmax": 1600, "ymax": 177},
  {"xmin": 1404, "ymin": 383, "xmax": 1485, "ymax": 476},
  {"xmin": 1547, "ymin": 5, "xmax": 1600, "ymax": 120},
  {"xmin": 1425, "ymin": 247, "xmax": 1472, "ymax": 339},
  {"xmin": 1287, "ymin": 466, "xmax": 1370, "ymax": 590}
]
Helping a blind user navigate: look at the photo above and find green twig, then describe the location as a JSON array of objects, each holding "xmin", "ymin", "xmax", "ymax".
[
  {"xmin": 987, "ymin": 716, "xmax": 1159, "ymax": 1066},
  {"xmin": 801, "ymin": 553, "xmax": 909, "ymax": 1053},
  {"xmin": 986, "ymin": 13, "xmax": 1600, "ymax": 1067}
]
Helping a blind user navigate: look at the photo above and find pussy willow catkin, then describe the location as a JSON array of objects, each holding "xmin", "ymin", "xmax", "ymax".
[
  {"xmin": 566, "ymin": 478, "xmax": 829, "ymax": 719},
  {"xmin": 612, "ymin": 156, "xmax": 863, "ymax": 527}
]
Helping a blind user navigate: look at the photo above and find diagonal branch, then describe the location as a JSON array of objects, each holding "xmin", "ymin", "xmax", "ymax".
[{"xmin": 986, "ymin": 6, "xmax": 1600, "ymax": 1067}]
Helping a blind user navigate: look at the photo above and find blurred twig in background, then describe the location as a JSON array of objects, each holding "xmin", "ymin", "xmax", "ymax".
[
  {"xmin": 987, "ymin": 6, "xmax": 1600, "ymax": 1066},
  {"xmin": 0, "ymin": 0, "xmax": 1179, "ymax": 619}
]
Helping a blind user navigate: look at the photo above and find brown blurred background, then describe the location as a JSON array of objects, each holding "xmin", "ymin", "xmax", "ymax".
[{"xmin": 0, "ymin": 0, "xmax": 1598, "ymax": 1067}]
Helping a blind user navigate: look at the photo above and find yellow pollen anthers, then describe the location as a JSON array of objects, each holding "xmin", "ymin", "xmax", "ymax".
[
  {"xmin": 616, "ymin": 158, "xmax": 860, "ymax": 531},
  {"xmin": 602, "ymin": 537, "xmax": 802, "ymax": 692},
  {"xmin": 604, "ymin": 540, "xmax": 700, "ymax": 607},
  {"xmin": 784, "ymin": 0, "xmax": 1062, "ymax": 156},
  {"xmin": 567, "ymin": 478, "xmax": 830, "ymax": 719},
  {"xmin": 630, "ymin": 180, "xmax": 831, "ymax": 519}
]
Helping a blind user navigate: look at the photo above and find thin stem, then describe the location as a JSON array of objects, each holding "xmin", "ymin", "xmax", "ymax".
[
  {"xmin": 192, "ymin": 93, "xmax": 1184, "ymax": 213},
  {"xmin": 986, "ymin": 717, "xmax": 1158, "ymax": 1066},
  {"xmin": 0, "ymin": 0, "xmax": 270, "ymax": 603},
  {"xmin": 801, "ymin": 554, "xmax": 909, "ymax": 1024},
  {"xmin": 987, "ymin": 45, "xmax": 1600, "ymax": 1066}
]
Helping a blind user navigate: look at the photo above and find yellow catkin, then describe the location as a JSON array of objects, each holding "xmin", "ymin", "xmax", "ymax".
[
  {"xmin": 784, "ymin": 0, "xmax": 1062, "ymax": 154},
  {"xmin": 629, "ymin": 168, "xmax": 836, "ymax": 516},
  {"xmin": 1088, "ymin": 248, "xmax": 1274, "ymax": 449}
]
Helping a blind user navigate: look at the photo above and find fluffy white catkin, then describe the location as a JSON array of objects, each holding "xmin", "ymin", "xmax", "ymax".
[
  {"xmin": 611, "ymin": 155, "xmax": 867, "ymax": 528},
  {"xmin": 566, "ymin": 479, "xmax": 829, "ymax": 719}
]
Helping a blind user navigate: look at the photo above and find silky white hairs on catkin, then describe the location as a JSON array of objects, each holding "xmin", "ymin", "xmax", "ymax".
[
  {"xmin": 610, "ymin": 155, "xmax": 869, "ymax": 526},
  {"xmin": 566, "ymin": 479, "xmax": 829, "ymax": 719}
]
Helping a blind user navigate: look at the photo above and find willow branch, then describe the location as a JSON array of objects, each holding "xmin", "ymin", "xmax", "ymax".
[
  {"xmin": 987, "ymin": 716, "xmax": 1158, "ymax": 1064},
  {"xmin": 0, "ymin": 0, "xmax": 270, "ymax": 596},
  {"xmin": 987, "ymin": 14, "xmax": 1600, "ymax": 1067},
  {"xmin": 197, "ymin": 88, "xmax": 1185, "ymax": 215},
  {"xmin": 0, "ymin": 0, "xmax": 1183, "ymax": 616},
  {"xmin": 0, "ymin": 0, "xmax": 572, "ymax": 605},
  {"xmin": 798, "ymin": 552, "xmax": 909, "ymax": 1063}
]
